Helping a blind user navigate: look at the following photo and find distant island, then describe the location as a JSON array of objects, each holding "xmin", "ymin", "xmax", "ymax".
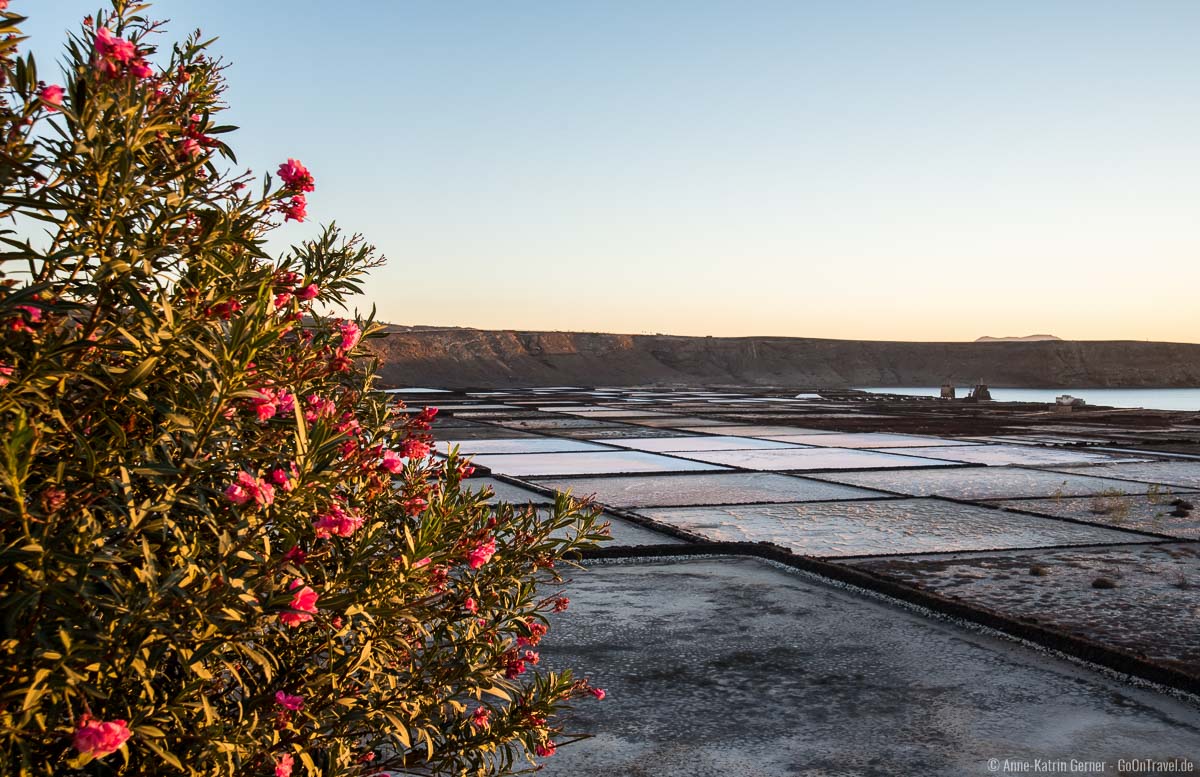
[
  {"xmin": 976, "ymin": 334, "xmax": 1063, "ymax": 343},
  {"xmin": 366, "ymin": 327, "xmax": 1200, "ymax": 389}
]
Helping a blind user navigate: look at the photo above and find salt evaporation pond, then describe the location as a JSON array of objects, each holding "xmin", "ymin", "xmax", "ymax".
[
  {"xmin": 631, "ymin": 498, "xmax": 1154, "ymax": 557},
  {"xmin": 532, "ymin": 471, "xmax": 889, "ymax": 508},
  {"xmin": 539, "ymin": 558, "xmax": 1200, "ymax": 777}
]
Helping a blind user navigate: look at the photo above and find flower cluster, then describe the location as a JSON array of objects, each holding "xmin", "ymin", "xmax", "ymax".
[
  {"xmin": 312, "ymin": 504, "xmax": 365, "ymax": 539},
  {"xmin": 94, "ymin": 27, "xmax": 153, "ymax": 79},
  {"xmin": 468, "ymin": 537, "xmax": 497, "ymax": 569},
  {"xmin": 72, "ymin": 716, "xmax": 131, "ymax": 761},
  {"xmin": 275, "ymin": 159, "xmax": 313, "ymax": 222},
  {"xmin": 279, "ymin": 580, "xmax": 319, "ymax": 627},
  {"xmin": 303, "ymin": 393, "xmax": 337, "ymax": 422},
  {"xmin": 250, "ymin": 386, "xmax": 296, "ymax": 423},
  {"xmin": 274, "ymin": 691, "xmax": 304, "ymax": 711},
  {"xmin": 38, "ymin": 84, "xmax": 64, "ymax": 111},
  {"xmin": 224, "ymin": 470, "xmax": 276, "ymax": 509},
  {"xmin": 278, "ymin": 158, "xmax": 315, "ymax": 193}
]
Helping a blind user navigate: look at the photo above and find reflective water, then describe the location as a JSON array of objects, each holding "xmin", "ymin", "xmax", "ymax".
[
  {"xmin": 554, "ymin": 426, "xmax": 697, "ymax": 439},
  {"xmin": 434, "ymin": 425, "xmax": 542, "ymax": 441},
  {"xmin": 467, "ymin": 450, "xmax": 727, "ymax": 477},
  {"xmin": 810, "ymin": 467, "xmax": 1167, "ymax": 500},
  {"xmin": 380, "ymin": 387, "xmax": 451, "ymax": 394},
  {"xmin": 598, "ymin": 435, "xmax": 808, "ymax": 452},
  {"xmin": 438, "ymin": 438, "xmax": 612, "ymax": 455},
  {"xmin": 624, "ymin": 416, "xmax": 736, "ymax": 428},
  {"xmin": 670, "ymin": 447, "xmax": 961, "ymax": 471},
  {"xmin": 882, "ymin": 445, "xmax": 1131, "ymax": 467},
  {"xmin": 461, "ymin": 477, "xmax": 552, "ymax": 505},
  {"xmin": 633, "ymin": 499, "xmax": 1152, "ymax": 557},
  {"xmin": 496, "ymin": 417, "xmax": 627, "ymax": 430},
  {"xmin": 1040, "ymin": 460, "xmax": 1200, "ymax": 490},
  {"xmin": 990, "ymin": 494, "xmax": 1200, "ymax": 539},
  {"xmin": 544, "ymin": 511, "xmax": 685, "ymax": 547},
  {"xmin": 531, "ymin": 471, "xmax": 890, "ymax": 508},
  {"xmin": 764, "ymin": 432, "xmax": 979, "ymax": 448},
  {"xmin": 559, "ymin": 409, "xmax": 674, "ymax": 418},
  {"xmin": 679, "ymin": 424, "xmax": 838, "ymax": 437}
]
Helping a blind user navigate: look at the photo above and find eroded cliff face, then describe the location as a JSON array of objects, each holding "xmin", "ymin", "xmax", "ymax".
[{"xmin": 365, "ymin": 327, "xmax": 1200, "ymax": 389}]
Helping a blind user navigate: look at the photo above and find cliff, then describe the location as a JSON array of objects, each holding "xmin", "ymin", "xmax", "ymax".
[{"xmin": 366, "ymin": 327, "xmax": 1200, "ymax": 389}]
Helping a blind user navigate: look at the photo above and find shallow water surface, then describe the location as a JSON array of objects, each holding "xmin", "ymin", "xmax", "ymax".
[{"xmin": 632, "ymin": 498, "xmax": 1152, "ymax": 556}]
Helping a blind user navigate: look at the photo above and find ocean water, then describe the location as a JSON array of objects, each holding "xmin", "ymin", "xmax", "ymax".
[{"xmin": 857, "ymin": 387, "xmax": 1200, "ymax": 412}]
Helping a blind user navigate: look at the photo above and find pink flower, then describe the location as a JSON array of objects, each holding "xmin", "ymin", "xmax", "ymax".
[
  {"xmin": 177, "ymin": 137, "xmax": 203, "ymax": 160},
  {"xmin": 336, "ymin": 320, "xmax": 361, "ymax": 352},
  {"xmin": 280, "ymin": 579, "xmax": 318, "ymax": 627},
  {"xmin": 95, "ymin": 27, "xmax": 136, "ymax": 64},
  {"xmin": 283, "ymin": 545, "xmax": 307, "ymax": 564},
  {"xmin": 0, "ymin": 363, "xmax": 12, "ymax": 387},
  {"xmin": 273, "ymin": 291, "xmax": 293, "ymax": 309},
  {"xmin": 518, "ymin": 621, "xmax": 547, "ymax": 648},
  {"xmin": 590, "ymin": 687, "xmax": 606, "ymax": 700},
  {"xmin": 253, "ymin": 398, "xmax": 278, "ymax": 423},
  {"xmin": 225, "ymin": 471, "xmax": 275, "ymax": 508},
  {"xmin": 73, "ymin": 715, "xmax": 131, "ymax": 760},
  {"xmin": 294, "ymin": 284, "xmax": 319, "ymax": 301},
  {"xmin": 270, "ymin": 463, "xmax": 298, "ymax": 493},
  {"xmin": 401, "ymin": 439, "xmax": 431, "ymax": 460},
  {"xmin": 274, "ymin": 753, "xmax": 294, "ymax": 777},
  {"xmin": 467, "ymin": 538, "xmax": 496, "ymax": 570},
  {"xmin": 303, "ymin": 394, "xmax": 336, "ymax": 422},
  {"xmin": 277, "ymin": 158, "xmax": 315, "ymax": 193},
  {"xmin": 275, "ymin": 391, "xmax": 295, "ymax": 415},
  {"xmin": 252, "ymin": 387, "xmax": 294, "ymax": 422},
  {"xmin": 464, "ymin": 597, "xmax": 478, "ymax": 614},
  {"xmin": 223, "ymin": 472, "xmax": 255, "ymax": 505},
  {"xmin": 95, "ymin": 57, "xmax": 122, "ymax": 80},
  {"xmin": 275, "ymin": 691, "xmax": 304, "ymax": 711},
  {"xmin": 535, "ymin": 741, "xmax": 557, "ymax": 758},
  {"xmin": 38, "ymin": 84, "xmax": 64, "ymax": 111},
  {"xmin": 15, "ymin": 304, "xmax": 42, "ymax": 323},
  {"xmin": 313, "ymin": 505, "xmax": 364, "ymax": 539},
  {"xmin": 413, "ymin": 556, "xmax": 431, "ymax": 568},
  {"xmin": 223, "ymin": 482, "xmax": 249, "ymax": 504},
  {"xmin": 335, "ymin": 413, "xmax": 361, "ymax": 436},
  {"xmin": 206, "ymin": 299, "xmax": 242, "ymax": 320},
  {"xmin": 255, "ymin": 481, "xmax": 276, "ymax": 508},
  {"xmin": 471, "ymin": 707, "xmax": 491, "ymax": 729},
  {"xmin": 552, "ymin": 597, "xmax": 569, "ymax": 613},
  {"xmin": 281, "ymin": 194, "xmax": 307, "ymax": 222},
  {"xmin": 380, "ymin": 449, "xmax": 404, "ymax": 474},
  {"xmin": 129, "ymin": 58, "xmax": 154, "ymax": 79}
]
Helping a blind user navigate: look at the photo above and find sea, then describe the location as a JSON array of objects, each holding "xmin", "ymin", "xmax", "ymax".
[{"xmin": 856, "ymin": 387, "xmax": 1200, "ymax": 412}]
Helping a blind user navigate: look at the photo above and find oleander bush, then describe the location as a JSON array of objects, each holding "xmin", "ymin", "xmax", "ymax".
[{"xmin": 0, "ymin": 3, "xmax": 607, "ymax": 774}]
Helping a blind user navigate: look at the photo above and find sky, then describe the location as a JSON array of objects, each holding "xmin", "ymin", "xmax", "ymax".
[{"xmin": 19, "ymin": 1, "xmax": 1200, "ymax": 342}]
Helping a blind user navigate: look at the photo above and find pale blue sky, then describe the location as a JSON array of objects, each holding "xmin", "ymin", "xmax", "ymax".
[{"xmin": 21, "ymin": 1, "xmax": 1200, "ymax": 342}]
